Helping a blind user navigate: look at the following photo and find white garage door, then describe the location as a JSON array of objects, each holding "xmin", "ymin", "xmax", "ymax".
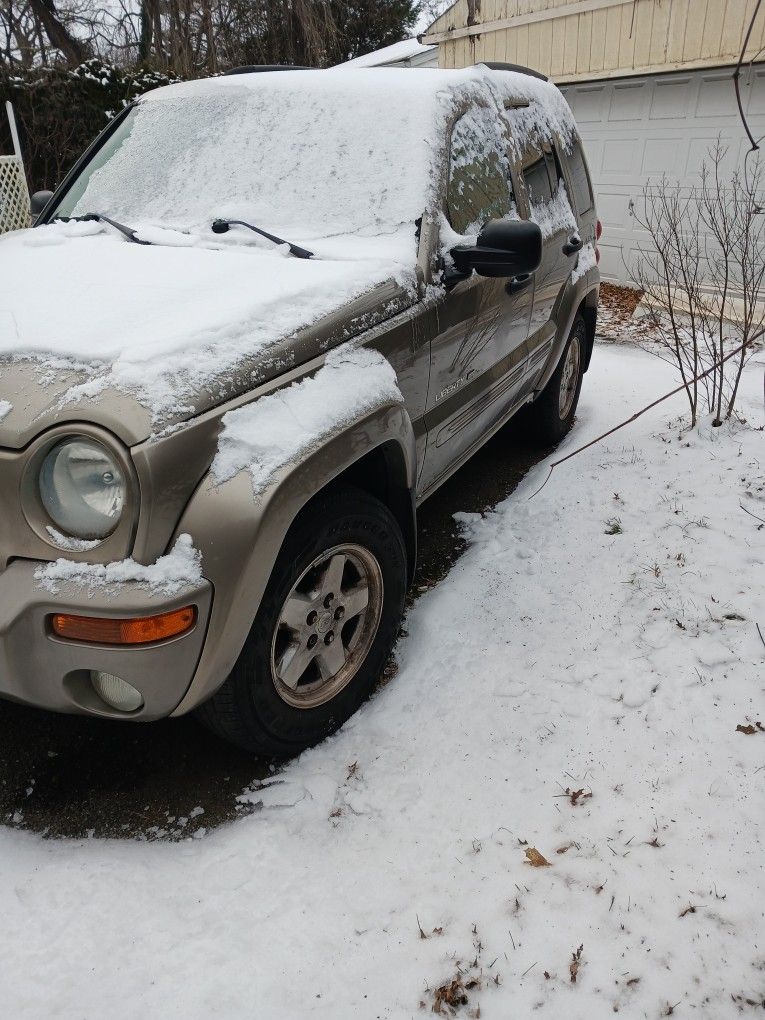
[{"xmin": 559, "ymin": 65, "xmax": 765, "ymax": 285}]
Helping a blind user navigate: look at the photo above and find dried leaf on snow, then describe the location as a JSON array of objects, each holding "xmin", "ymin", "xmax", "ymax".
[
  {"xmin": 569, "ymin": 944, "xmax": 584, "ymax": 983},
  {"xmin": 524, "ymin": 848, "xmax": 551, "ymax": 867}
]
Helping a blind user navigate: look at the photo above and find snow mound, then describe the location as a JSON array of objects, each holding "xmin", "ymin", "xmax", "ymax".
[
  {"xmin": 0, "ymin": 399, "xmax": 11, "ymax": 421},
  {"xmin": 34, "ymin": 534, "xmax": 203, "ymax": 596},
  {"xmin": 212, "ymin": 345, "xmax": 403, "ymax": 495},
  {"xmin": 45, "ymin": 526, "xmax": 100, "ymax": 553}
]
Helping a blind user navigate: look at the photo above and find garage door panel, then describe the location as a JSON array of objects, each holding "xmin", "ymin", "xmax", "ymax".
[
  {"xmin": 642, "ymin": 137, "xmax": 682, "ymax": 174},
  {"xmin": 695, "ymin": 73, "xmax": 743, "ymax": 119},
  {"xmin": 568, "ymin": 84, "xmax": 608, "ymax": 121},
  {"xmin": 595, "ymin": 191, "xmax": 633, "ymax": 228},
  {"xmin": 608, "ymin": 81, "xmax": 648, "ymax": 120},
  {"xmin": 649, "ymin": 78, "xmax": 691, "ymax": 118},
  {"xmin": 745, "ymin": 68, "xmax": 765, "ymax": 112},
  {"xmin": 683, "ymin": 136, "xmax": 740, "ymax": 179},
  {"xmin": 563, "ymin": 67, "xmax": 765, "ymax": 285},
  {"xmin": 602, "ymin": 137, "xmax": 642, "ymax": 175}
]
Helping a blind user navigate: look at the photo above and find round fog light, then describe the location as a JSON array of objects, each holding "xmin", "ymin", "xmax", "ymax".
[{"xmin": 91, "ymin": 672, "xmax": 144, "ymax": 712}]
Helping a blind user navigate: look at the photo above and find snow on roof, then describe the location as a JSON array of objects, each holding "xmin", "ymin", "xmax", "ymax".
[
  {"xmin": 336, "ymin": 37, "xmax": 437, "ymax": 68},
  {"xmin": 73, "ymin": 66, "xmax": 576, "ymax": 247}
]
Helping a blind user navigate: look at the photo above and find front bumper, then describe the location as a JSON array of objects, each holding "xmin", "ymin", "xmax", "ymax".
[{"xmin": 0, "ymin": 560, "xmax": 212, "ymax": 720}]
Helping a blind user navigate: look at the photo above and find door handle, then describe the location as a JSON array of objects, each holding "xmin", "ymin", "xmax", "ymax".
[
  {"xmin": 505, "ymin": 273, "xmax": 533, "ymax": 295},
  {"xmin": 562, "ymin": 234, "xmax": 583, "ymax": 256}
]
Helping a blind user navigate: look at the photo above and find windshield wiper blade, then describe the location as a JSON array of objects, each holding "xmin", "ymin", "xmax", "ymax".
[
  {"xmin": 212, "ymin": 218, "xmax": 313, "ymax": 259},
  {"xmin": 55, "ymin": 213, "xmax": 152, "ymax": 246}
]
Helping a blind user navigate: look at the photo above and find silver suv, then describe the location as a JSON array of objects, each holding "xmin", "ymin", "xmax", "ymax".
[{"xmin": 0, "ymin": 63, "xmax": 599, "ymax": 754}]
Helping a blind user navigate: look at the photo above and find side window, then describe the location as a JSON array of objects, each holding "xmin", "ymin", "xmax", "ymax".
[
  {"xmin": 544, "ymin": 145, "xmax": 566, "ymax": 191},
  {"xmin": 447, "ymin": 110, "xmax": 515, "ymax": 235},
  {"xmin": 523, "ymin": 145, "xmax": 577, "ymax": 238},
  {"xmin": 566, "ymin": 138, "xmax": 594, "ymax": 214},
  {"xmin": 522, "ymin": 153, "xmax": 553, "ymax": 206}
]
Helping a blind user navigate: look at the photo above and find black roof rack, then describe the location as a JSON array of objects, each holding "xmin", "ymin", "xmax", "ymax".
[
  {"xmin": 223, "ymin": 64, "xmax": 313, "ymax": 75},
  {"xmin": 477, "ymin": 61, "xmax": 548, "ymax": 82}
]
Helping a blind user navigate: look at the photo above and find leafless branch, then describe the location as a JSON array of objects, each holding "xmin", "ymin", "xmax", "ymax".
[{"xmin": 528, "ymin": 332, "xmax": 763, "ymax": 501}]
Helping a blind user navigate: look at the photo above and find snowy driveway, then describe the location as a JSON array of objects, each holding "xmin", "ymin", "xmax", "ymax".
[{"xmin": 1, "ymin": 344, "xmax": 763, "ymax": 1018}]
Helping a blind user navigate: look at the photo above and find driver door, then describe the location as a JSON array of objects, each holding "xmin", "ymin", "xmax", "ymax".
[{"xmin": 419, "ymin": 108, "xmax": 534, "ymax": 498}]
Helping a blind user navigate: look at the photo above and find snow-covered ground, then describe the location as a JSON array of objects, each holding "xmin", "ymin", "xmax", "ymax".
[{"xmin": 1, "ymin": 343, "xmax": 763, "ymax": 1018}]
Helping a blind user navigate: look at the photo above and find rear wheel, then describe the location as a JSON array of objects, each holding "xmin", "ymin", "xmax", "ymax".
[
  {"xmin": 197, "ymin": 488, "xmax": 407, "ymax": 756},
  {"xmin": 521, "ymin": 315, "xmax": 586, "ymax": 445}
]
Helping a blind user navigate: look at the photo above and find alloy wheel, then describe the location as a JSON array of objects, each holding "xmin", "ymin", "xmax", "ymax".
[
  {"xmin": 270, "ymin": 543, "xmax": 384, "ymax": 709},
  {"xmin": 558, "ymin": 334, "xmax": 581, "ymax": 419}
]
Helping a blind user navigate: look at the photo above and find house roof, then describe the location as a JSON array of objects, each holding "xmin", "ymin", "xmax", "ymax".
[{"xmin": 336, "ymin": 37, "xmax": 437, "ymax": 69}]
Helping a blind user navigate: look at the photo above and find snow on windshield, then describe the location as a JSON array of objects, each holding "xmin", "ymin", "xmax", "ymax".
[{"xmin": 69, "ymin": 72, "xmax": 445, "ymax": 242}]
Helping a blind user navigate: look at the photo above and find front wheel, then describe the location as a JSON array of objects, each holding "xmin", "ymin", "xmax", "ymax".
[
  {"xmin": 197, "ymin": 487, "xmax": 407, "ymax": 756},
  {"xmin": 521, "ymin": 315, "xmax": 586, "ymax": 446}
]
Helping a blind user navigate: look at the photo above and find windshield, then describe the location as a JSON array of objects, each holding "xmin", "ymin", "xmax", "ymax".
[{"xmin": 53, "ymin": 75, "xmax": 441, "ymax": 245}]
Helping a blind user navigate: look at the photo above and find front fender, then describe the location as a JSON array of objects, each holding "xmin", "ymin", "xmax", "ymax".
[{"xmin": 170, "ymin": 402, "xmax": 416, "ymax": 715}]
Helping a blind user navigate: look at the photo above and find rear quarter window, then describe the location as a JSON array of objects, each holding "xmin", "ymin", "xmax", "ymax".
[{"xmin": 566, "ymin": 139, "xmax": 594, "ymax": 215}]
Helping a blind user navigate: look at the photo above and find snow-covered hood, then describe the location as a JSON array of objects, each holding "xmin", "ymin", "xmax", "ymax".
[{"xmin": 0, "ymin": 223, "xmax": 417, "ymax": 448}]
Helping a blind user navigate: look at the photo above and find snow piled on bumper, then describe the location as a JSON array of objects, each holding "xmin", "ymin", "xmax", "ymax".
[{"xmin": 34, "ymin": 533, "xmax": 202, "ymax": 596}]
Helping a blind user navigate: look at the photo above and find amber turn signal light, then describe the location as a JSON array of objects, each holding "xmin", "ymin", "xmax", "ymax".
[{"xmin": 50, "ymin": 606, "xmax": 197, "ymax": 645}]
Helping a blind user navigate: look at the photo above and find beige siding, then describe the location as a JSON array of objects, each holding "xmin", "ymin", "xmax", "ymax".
[{"xmin": 424, "ymin": 0, "xmax": 765, "ymax": 80}]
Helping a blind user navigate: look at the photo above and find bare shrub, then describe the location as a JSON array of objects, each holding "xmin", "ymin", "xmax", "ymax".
[{"xmin": 631, "ymin": 144, "xmax": 765, "ymax": 427}]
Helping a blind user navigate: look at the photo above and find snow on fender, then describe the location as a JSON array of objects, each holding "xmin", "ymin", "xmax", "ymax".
[{"xmin": 211, "ymin": 345, "xmax": 404, "ymax": 497}]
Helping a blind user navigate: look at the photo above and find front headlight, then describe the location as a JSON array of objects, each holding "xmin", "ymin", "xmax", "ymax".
[{"xmin": 39, "ymin": 438, "xmax": 126, "ymax": 540}]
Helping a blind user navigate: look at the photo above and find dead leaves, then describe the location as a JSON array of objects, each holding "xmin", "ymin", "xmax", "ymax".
[
  {"xmin": 730, "ymin": 993, "xmax": 765, "ymax": 1010},
  {"xmin": 553, "ymin": 786, "xmax": 593, "ymax": 806},
  {"xmin": 430, "ymin": 976, "xmax": 472, "ymax": 1014},
  {"xmin": 524, "ymin": 847, "xmax": 551, "ymax": 868},
  {"xmin": 417, "ymin": 915, "xmax": 443, "ymax": 940},
  {"xmin": 569, "ymin": 944, "xmax": 584, "ymax": 983},
  {"xmin": 736, "ymin": 722, "xmax": 764, "ymax": 735},
  {"xmin": 426, "ymin": 928, "xmax": 498, "ymax": 1017}
]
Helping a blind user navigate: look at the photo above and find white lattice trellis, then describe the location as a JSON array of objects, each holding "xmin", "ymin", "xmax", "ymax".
[
  {"xmin": 1, "ymin": 102, "xmax": 31, "ymax": 234},
  {"xmin": 0, "ymin": 155, "xmax": 31, "ymax": 233}
]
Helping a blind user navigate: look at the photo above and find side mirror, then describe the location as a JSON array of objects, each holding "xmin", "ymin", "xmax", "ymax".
[
  {"xmin": 450, "ymin": 219, "xmax": 543, "ymax": 279},
  {"xmin": 30, "ymin": 190, "xmax": 54, "ymax": 219}
]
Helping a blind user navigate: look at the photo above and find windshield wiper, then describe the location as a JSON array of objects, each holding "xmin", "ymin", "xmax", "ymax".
[
  {"xmin": 212, "ymin": 218, "xmax": 313, "ymax": 260},
  {"xmin": 55, "ymin": 213, "xmax": 152, "ymax": 246}
]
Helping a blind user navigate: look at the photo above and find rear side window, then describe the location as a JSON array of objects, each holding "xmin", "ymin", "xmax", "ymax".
[
  {"xmin": 566, "ymin": 139, "xmax": 594, "ymax": 214},
  {"xmin": 522, "ymin": 154, "xmax": 553, "ymax": 205},
  {"xmin": 522, "ymin": 145, "xmax": 578, "ymax": 238},
  {"xmin": 447, "ymin": 109, "xmax": 515, "ymax": 235}
]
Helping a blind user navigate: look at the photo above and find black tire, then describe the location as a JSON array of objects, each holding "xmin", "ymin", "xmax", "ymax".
[
  {"xmin": 521, "ymin": 315, "xmax": 586, "ymax": 446},
  {"xmin": 197, "ymin": 487, "xmax": 407, "ymax": 756}
]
